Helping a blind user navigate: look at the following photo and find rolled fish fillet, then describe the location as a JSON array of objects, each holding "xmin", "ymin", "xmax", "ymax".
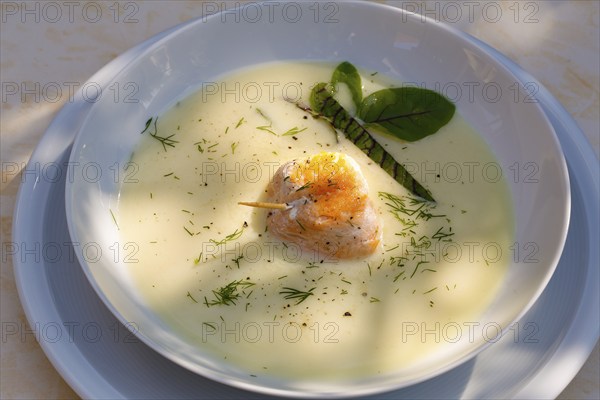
[{"xmin": 266, "ymin": 152, "xmax": 381, "ymax": 259}]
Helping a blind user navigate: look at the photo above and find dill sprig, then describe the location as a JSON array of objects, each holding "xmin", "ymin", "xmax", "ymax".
[
  {"xmin": 209, "ymin": 227, "xmax": 244, "ymax": 245},
  {"xmin": 379, "ymin": 191, "xmax": 459, "ymax": 284},
  {"xmin": 256, "ymin": 125, "xmax": 277, "ymax": 136},
  {"xmin": 203, "ymin": 322, "xmax": 216, "ymax": 330},
  {"xmin": 389, "ymin": 255, "xmax": 407, "ymax": 268},
  {"xmin": 141, "ymin": 117, "xmax": 178, "ymax": 151},
  {"xmin": 410, "ymin": 260, "xmax": 429, "ymax": 278},
  {"xmin": 186, "ymin": 291, "xmax": 198, "ymax": 303},
  {"xmin": 256, "ymin": 123, "xmax": 307, "ymax": 137},
  {"xmin": 279, "ymin": 287, "xmax": 315, "ymax": 305},
  {"xmin": 281, "ymin": 126, "xmax": 307, "ymax": 136},
  {"xmin": 109, "ymin": 209, "xmax": 119, "ymax": 230},
  {"xmin": 232, "ymin": 255, "xmax": 244, "ymax": 268},
  {"xmin": 205, "ymin": 279, "xmax": 255, "ymax": 307},
  {"xmin": 296, "ymin": 219, "xmax": 306, "ymax": 231},
  {"xmin": 393, "ymin": 271, "xmax": 405, "ymax": 282},
  {"xmin": 432, "ymin": 226, "xmax": 455, "ymax": 242},
  {"xmin": 378, "ymin": 192, "xmax": 446, "ymax": 222},
  {"xmin": 256, "ymin": 108, "xmax": 271, "ymax": 123}
]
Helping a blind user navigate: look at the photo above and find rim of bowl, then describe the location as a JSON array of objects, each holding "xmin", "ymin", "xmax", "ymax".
[{"xmin": 64, "ymin": 1, "xmax": 571, "ymax": 398}]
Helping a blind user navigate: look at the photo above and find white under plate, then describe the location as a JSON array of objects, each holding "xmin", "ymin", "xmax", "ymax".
[{"xmin": 13, "ymin": 21, "xmax": 599, "ymax": 400}]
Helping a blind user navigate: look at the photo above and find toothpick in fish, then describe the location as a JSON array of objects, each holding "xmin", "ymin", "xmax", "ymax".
[{"xmin": 238, "ymin": 201, "xmax": 291, "ymax": 210}]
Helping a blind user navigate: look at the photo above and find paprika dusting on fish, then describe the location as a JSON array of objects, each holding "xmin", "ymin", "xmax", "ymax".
[{"xmin": 262, "ymin": 152, "xmax": 381, "ymax": 259}]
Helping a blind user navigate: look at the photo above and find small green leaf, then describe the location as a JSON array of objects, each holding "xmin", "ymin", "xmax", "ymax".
[
  {"xmin": 331, "ymin": 61, "xmax": 362, "ymax": 109},
  {"xmin": 358, "ymin": 88, "xmax": 455, "ymax": 142},
  {"xmin": 307, "ymin": 83, "xmax": 435, "ymax": 202}
]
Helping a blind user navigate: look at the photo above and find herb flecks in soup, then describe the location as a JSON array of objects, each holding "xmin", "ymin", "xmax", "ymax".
[{"xmin": 119, "ymin": 61, "xmax": 513, "ymax": 380}]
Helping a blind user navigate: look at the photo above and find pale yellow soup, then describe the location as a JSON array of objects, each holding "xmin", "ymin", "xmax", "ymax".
[{"xmin": 118, "ymin": 62, "xmax": 513, "ymax": 380}]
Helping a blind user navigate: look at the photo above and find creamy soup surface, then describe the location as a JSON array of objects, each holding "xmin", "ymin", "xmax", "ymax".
[{"xmin": 118, "ymin": 61, "xmax": 514, "ymax": 380}]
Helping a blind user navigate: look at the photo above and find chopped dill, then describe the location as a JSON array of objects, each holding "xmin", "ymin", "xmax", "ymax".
[
  {"xmin": 205, "ymin": 279, "xmax": 255, "ymax": 307},
  {"xmin": 432, "ymin": 226, "xmax": 455, "ymax": 242},
  {"xmin": 235, "ymin": 117, "xmax": 245, "ymax": 128},
  {"xmin": 207, "ymin": 143, "xmax": 219, "ymax": 152},
  {"xmin": 385, "ymin": 244, "xmax": 400, "ymax": 252},
  {"xmin": 231, "ymin": 142, "xmax": 239, "ymax": 154},
  {"xmin": 410, "ymin": 260, "xmax": 429, "ymax": 278},
  {"xmin": 232, "ymin": 255, "xmax": 244, "ymax": 268},
  {"xmin": 393, "ymin": 271, "xmax": 405, "ymax": 282},
  {"xmin": 257, "ymin": 124, "xmax": 307, "ymax": 137},
  {"xmin": 295, "ymin": 181, "xmax": 313, "ymax": 192},
  {"xmin": 389, "ymin": 255, "xmax": 407, "ymax": 268},
  {"xmin": 256, "ymin": 108, "xmax": 271, "ymax": 122},
  {"xmin": 203, "ymin": 322, "xmax": 216, "ymax": 330},
  {"xmin": 141, "ymin": 117, "xmax": 178, "ymax": 151},
  {"xmin": 279, "ymin": 287, "xmax": 315, "ymax": 305},
  {"xmin": 369, "ymin": 297, "xmax": 380, "ymax": 303},
  {"xmin": 140, "ymin": 117, "xmax": 152, "ymax": 134},
  {"xmin": 281, "ymin": 126, "xmax": 307, "ymax": 136},
  {"xmin": 109, "ymin": 209, "xmax": 119, "ymax": 230},
  {"xmin": 209, "ymin": 227, "xmax": 244, "ymax": 245},
  {"xmin": 186, "ymin": 291, "xmax": 198, "ymax": 303},
  {"xmin": 424, "ymin": 287, "xmax": 438, "ymax": 294},
  {"xmin": 421, "ymin": 268, "xmax": 437, "ymax": 274},
  {"xmin": 378, "ymin": 192, "xmax": 445, "ymax": 222},
  {"xmin": 183, "ymin": 226, "xmax": 194, "ymax": 236},
  {"xmin": 257, "ymin": 125, "xmax": 277, "ymax": 135}
]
